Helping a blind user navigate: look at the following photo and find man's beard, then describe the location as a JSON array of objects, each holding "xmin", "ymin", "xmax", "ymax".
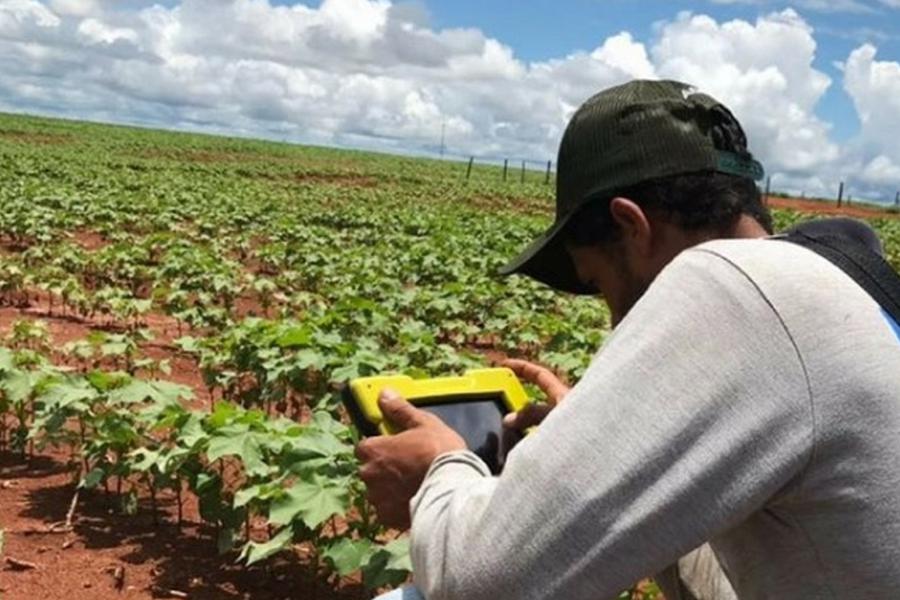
[{"xmin": 610, "ymin": 255, "xmax": 651, "ymax": 328}]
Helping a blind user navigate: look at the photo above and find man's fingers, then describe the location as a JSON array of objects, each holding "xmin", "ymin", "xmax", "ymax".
[
  {"xmin": 502, "ymin": 402, "xmax": 554, "ymax": 431},
  {"xmin": 355, "ymin": 438, "xmax": 374, "ymax": 461},
  {"xmin": 361, "ymin": 479, "xmax": 412, "ymax": 530},
  {"xmin": 371, "ymin": 502, "xmax": 411, "ymax": 530},
  {"xmin": 378, "ymin": 388, "xmax": 426, "ymax": 431},
  {"xmin": 502, "ymin": 358, "xmax": 569, "ymax": 404}
]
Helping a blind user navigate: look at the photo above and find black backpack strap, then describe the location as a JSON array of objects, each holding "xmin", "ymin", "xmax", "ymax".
[{"xmin": 777, "ymin": 228, "xmax": 900, "ymax": 325}]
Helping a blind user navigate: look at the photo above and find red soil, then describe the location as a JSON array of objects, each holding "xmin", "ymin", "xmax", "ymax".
[
  {"xmin": 766, "ymin": 196, "xmax": 900, "ymax": 220},
  {"xmin": 0, "ymin": 130, "xmax": 72, "ymax": 146},
  {"xmin": 0, "ymin": 449, "xmax": 370, "ymax": 600},
  {"xmin": 290, "ymin": 173, "xmax": 379, "ymax": 188},
  {"xmin": 70, "ymin": 230, "xmax": 110, "ymax": 252}
]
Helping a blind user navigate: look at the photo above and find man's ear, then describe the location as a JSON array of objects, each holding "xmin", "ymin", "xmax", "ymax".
[{"xmin": 609, "ymin": 197, "xmax": 652, "ymax": 256}]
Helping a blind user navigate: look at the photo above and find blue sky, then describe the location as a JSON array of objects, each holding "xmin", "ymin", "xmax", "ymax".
[{"xmin": 2, "ymin": 0, "xmax": 900, "ymax": 199}]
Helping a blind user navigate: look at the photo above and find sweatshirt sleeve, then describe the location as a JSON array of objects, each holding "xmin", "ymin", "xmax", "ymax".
[{"xmin": 408, "ymin": 247, "xmax": 814, "ymax": 600}]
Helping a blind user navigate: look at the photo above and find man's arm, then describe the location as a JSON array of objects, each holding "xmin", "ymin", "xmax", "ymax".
[{"xmin": 409, "ymin": 248, "xmax": 814, "ymax": 600}]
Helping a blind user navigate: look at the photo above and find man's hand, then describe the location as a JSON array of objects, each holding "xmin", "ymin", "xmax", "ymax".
[
  {"xmin": 355, "ymin": 388, "xmax": 467, "ymax": 530},
  {"xmin": 501, "ymin": 358, "xmax": 571, "ymax": 431}
]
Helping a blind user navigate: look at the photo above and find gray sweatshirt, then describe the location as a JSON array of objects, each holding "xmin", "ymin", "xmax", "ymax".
[{"xmin": 409, "ymin": 239, "xmax": 900, "ymax": 600}]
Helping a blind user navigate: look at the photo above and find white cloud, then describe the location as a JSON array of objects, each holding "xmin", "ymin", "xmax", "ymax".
[
  {"xmin": 842, "ymin": 44, "xmax": 900, "ymax": 194},
  {"xmin": 652, "ymin": 10, "xmax": 839, "ymax": 194},
  {"xmin": 77, "ymin": 17, "xmax": 139, "ymax": 45},
  {"xmin": 49, "ymin": 0, "xmax": 97, "ymax": 16},
  {"xmin": 862, "ymin": 155, "xmax": 900, "ymax": 183},
  {"xmin": 0, "ymin": 0, "xmax": 60, "ymax": 30},
  {"xmin": 0, "ymin": 1, "xmax": 897, "ymax": 199}
]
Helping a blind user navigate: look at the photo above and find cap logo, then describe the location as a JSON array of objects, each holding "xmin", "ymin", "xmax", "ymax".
[{"xmin": 716, "ymin": 150, "xmax": 765, "ymax": 181}]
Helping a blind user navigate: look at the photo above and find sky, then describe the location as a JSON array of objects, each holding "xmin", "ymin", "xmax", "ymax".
[{"xmin": 1, "ymin": 1, "xmax": 900, "ymax": 201}]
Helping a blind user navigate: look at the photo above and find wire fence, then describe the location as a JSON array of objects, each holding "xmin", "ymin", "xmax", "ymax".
[
  {"xmin": 762, "ymin": 175, "xmax": 900, "ymax": 210},
  {"xmin": 435, "ymin": 151, "xmax": 556, "ymax": 185},
  {"xmin": 429, "ymin": 150, "xmax": 900, "ymax": 208}
]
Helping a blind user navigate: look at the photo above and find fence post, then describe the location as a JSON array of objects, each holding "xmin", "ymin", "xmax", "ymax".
[
  {"xmin": 764, "ymin": 175, "xmax": 771, "ymax": 206},
  {"xmin": 895, "ymin": 191, "xmax": 899, "ymax": 207},
  {"xmin": 503, "ymin": 159, "xmax": 508, "ymax": 182},
  {"xmin": 520, "ymin": 160, "xmax": 526, "ymax": 183},
  {"xmin": 466, "ymin": 156, "xmax": 474, "ymax": 181},
  {"xmin": 545, "ymin": 160, "xmax": 552, "ymax": 185},
  {"xmin": 837, "ymin": 181, "xmax": 844, "ymax": 208}
]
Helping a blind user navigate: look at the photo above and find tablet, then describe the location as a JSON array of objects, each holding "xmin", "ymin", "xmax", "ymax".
[{"xmin": 343, "ymin": 368, "xmax": 530, "ymax": 474}]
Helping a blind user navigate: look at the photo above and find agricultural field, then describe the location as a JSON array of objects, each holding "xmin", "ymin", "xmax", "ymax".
[{"xmin": 1, "ymin": 112, "xmax": 899, "ymax": 600}]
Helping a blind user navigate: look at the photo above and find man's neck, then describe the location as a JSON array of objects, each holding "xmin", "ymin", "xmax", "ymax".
[{"xmin": 730, "ymin": 214, "xmax": 770, "ymax": 239}]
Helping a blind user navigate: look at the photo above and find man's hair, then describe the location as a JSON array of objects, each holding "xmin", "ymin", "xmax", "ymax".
[{"xmin": 562, "ymin": 171, "xmax": 774, "ymax": 247}]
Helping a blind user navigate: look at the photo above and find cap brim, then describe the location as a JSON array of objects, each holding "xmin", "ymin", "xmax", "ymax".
[{"xmin": 497, "ymin": 214, "xmax": 597, "ymax": 295}]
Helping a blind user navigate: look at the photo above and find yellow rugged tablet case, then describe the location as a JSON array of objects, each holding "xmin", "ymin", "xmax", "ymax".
[{"xmin": 344, "ymin": 367, "xmax": 529, "ymax": 435}]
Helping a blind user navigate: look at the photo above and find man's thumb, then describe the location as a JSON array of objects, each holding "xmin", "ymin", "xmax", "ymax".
[{"xmin": 378, "ymin": 389, "xmax": 423, "ymax": 431}]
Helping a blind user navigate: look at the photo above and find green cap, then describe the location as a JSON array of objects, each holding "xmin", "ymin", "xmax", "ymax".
[{"xmin": 498, "ymin": 79, "xmax": 765, "ymax": 294}]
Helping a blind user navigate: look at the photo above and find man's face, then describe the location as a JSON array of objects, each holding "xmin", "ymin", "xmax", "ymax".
[{"xmin": 567, "ymin": 241, "xmax": 650, "ymax": 328}]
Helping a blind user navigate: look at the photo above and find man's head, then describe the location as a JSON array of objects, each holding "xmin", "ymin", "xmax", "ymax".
[{"xmin": 499, "ymin": 79, "xmax": 772, "ymax": 325}]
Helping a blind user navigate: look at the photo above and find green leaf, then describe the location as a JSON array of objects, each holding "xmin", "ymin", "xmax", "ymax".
[
  {"xmin": 79, "ymin": 467, "xmax": 106, "ymax": 490},
  {"xmin": 175, "ymin": 413, "xmax": 208, "ymax": 449},
  {"xmin": 109, "ymin": 380, "xmax": 190, "ymax": 405},
  {"xmin": 276, "ymin": 326, "xmax": 312, "ymax": 348},
  {"xmin": 292, "ymin": 348, "xmax": 326, "ymax": 370},
  {"xmin": 2, "ymin": 370, "xmax": 34, "ymax": 404},
  {"xmin": 101, "ymin": 341, "xmax": 129, "ymax": 357},
  {"xmin": 0, "ymin": 348, "xmax": 13, "ymax": 372},
  {"xmin": 380, "ymin": 538, "xmax": 413, "ymax": 572},
  {"xmin": 283, "ymin": 428, "xmax": 351, "ymax": 462},
  {"xmin": 313, "ymin": 331, "xmax": 342, "ymax": 348},
  {"xmin": 86, "ymin": 370, "xmax": 131, "ymax": 392},
  {"xmin": 268, "ymin": 477, "xmax": 349, "ymax": 529},
  {"xmin": 322, "ymin": 538, "xmax": 375, "ymax": 576},
  {"xmin": 328, "ymin": 363, "xmax": 359, "ymax": 383},
  {"xmin": 233, "ymin": 481, "xmax": 285, "ymax": 508},
  {"xmin": 238, "ymin": 526, "xmax": 294, "ymax": 565},
  {"xmin": 130, "ymin": 448, "xmax": 161, "ymax": 472},
  {"xmin": 310, "ymin": 410, "xmax": 351, "ymax": 437},
  {"xmin": 362, "ymin": 538, "xmax": 412, "ymax": 590},
  {"xmin": 173, "ymin": 336, "xmax": 200, "ymax": 353},
  {"xmin": 206, "ymin": 401, "xmax": 238, "ymax": 429},
  {"xmin": 207, "ymin": 431, "xmax": 269, "ymax": 477},
  {"xmin": 38, "ymin": 379, "xmax": 96, "ymax": 409},
  {"xmin": 122, "ymin": 489, "xmax": 139, "ymax": 515}
]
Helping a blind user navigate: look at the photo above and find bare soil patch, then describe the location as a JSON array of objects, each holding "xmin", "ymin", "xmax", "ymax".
[
  {"xmin": 0, "ymin": 129, "xmax": 72, "ymax": 146},
  {"xmin": 468, "ymin": 195, "xmax": 552, "ymax": 217},
  {"xmin": 69, "ymin": 230, "xmax": 110, "ymax": 251},
  {"xmin": 134, "ymin": 149, "xmax": 265, "ymax": 164},
  {"xmin": 290, "ymin": 173, "xmax": 379, "ymax": 188},
  {"xmin": 0, "ymin": 236, "xmax": 34, "ymax": 254}
]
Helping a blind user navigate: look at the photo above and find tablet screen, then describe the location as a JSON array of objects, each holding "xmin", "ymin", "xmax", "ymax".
[{"xmin": 419, "ymin": 395, "xmax": 522, "ymax": 474}]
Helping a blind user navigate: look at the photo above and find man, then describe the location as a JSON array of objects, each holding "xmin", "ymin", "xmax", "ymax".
[{"xmin": 356, "ymin": 80, "xmax": 900, "ymax": 599}]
